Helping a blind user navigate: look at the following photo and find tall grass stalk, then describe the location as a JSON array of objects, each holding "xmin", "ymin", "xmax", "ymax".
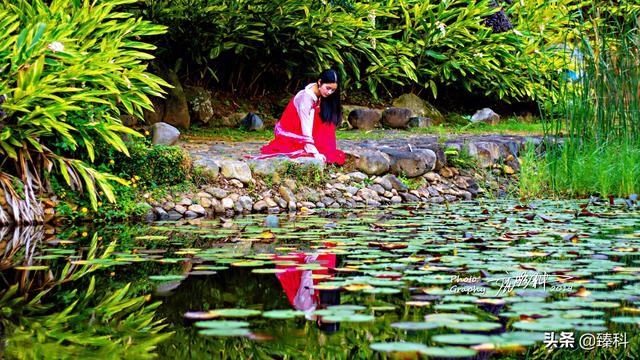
[{"xmin": 541, "ymin": 2, "xmax": 640, "ymax": 197}]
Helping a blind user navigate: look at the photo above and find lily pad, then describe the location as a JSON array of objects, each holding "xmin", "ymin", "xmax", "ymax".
[
  {"xmin": 209, "ymin": 308, "xmax": 262, "ymax": 318},
  {"xmin": 262, "ymin": 310, "xmax": 305, "ymax": 319}
]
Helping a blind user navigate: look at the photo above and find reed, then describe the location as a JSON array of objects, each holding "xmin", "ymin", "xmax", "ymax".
[{"xmin": 541, "ymin": 2, "xmax": 640, "ymax": 197}]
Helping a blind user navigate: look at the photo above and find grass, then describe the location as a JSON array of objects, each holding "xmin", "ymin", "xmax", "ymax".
[
  {"xmin": 523, "ymin": 3, "xmax": 640, "ymax": 198},
  {"xmin": 182, "ymin": 116, "xmax": 545, "ymax": 143}
]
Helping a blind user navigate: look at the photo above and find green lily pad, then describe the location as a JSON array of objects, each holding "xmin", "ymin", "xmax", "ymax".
[
  {"xmin": 262, "ymin": 310, "xmax": 305, "ymax": 319},
  {"xmin": 392, "ymin": 322, "xmax": 441, "ymax": 331},
  {"xmin": 209, "ymin": 308, "xmax": 262, "ymax": 317},
  {"xmin": 432, "ymin": 334, "xmax": 493, "ymax": 345},
  {"xmin": 194, "ymin": 320, "xmax": 250, "ymax": 328},
  {"xmin": 148, "ymin": 275, "xmax": 186, "ymax": 281},
  {"xmin": 370, "ymin": 342, "xmax": 429, "ymax": 353},
  {"xmin": 447, "ymin": 321, "xmax": 502, "ymax": 332},
  {"xmin": 322, "ymin": 314, "xmax": 375, "ymax": 323},
  {"xmin": 198, "ymin": 328, "xmax": 251, "ymax": 337},
  {"xmin": 421, "ymin": 346, "xmax": 478, "ymax": 357}
]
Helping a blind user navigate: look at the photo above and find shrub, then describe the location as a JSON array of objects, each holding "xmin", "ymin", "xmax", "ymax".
[
  {"xmin": 113, "ymin": 142, "xmax": 191, "ymax": 187},
  {"xmin": 0, "ymin": 0, "xmax": 169, "ymax": 224}
]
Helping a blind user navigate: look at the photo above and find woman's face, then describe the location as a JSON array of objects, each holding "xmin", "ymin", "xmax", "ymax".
[{"xmin": 318, "ymin": 82, "xmax": 338, "ymax": 97}]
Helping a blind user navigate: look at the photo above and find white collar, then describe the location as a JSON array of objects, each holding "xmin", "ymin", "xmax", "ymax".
[{"xmin": 304, "ymin": 83, "xmax": 318, "ymax": 102}]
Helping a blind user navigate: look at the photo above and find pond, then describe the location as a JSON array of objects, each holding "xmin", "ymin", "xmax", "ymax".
[{"xmin": 2, "ymin": 199, "xmax": 639, "ymax": 359}]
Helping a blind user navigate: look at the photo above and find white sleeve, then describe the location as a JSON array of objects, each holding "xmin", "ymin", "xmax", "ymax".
[{"xmin": 294, "ymin": 94, "xmax": 315, "ymax": 144}]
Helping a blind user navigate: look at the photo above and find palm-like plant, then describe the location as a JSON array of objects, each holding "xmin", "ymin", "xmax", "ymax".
[{"xmin": 0, "ymin": 0, "xmax": 169, "ymax": 225}]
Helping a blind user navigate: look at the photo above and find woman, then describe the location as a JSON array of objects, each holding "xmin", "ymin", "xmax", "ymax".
[{"xmin": 257, "ymin": 69, "xmax": 345, "ymax": 165}]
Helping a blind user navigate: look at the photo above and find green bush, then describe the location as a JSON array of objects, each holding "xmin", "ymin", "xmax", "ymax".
[
  {"xmin": 129, "ymin": 0, "xmax": 578, "ymax": 103},
  {"xmin": 0, "ymin": 0, "xmax": 169, "ymax": 224},
  {"xmin": 114, "ymin": 142, "xmax": 191, "ymax": 187}
]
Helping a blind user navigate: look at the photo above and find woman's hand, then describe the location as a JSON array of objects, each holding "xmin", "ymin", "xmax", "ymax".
[{"xmin": 313, "ymin": 153, "xmax": 326, "ymax": 162}]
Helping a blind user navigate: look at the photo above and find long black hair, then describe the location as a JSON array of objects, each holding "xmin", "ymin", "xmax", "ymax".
[{"xmin": 318, "ymin": 69, "xmax": 342, "ymax": 126}]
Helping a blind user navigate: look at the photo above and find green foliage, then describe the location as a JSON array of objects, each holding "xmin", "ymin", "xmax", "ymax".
[
  {"xmin": 129, "ymin": 0, "xmax": 576, "ymax": 102},
  {"xmin": 537, "ymin": 1, "xmax": 640, "ymax": 197},
  {"xmin": 445, "ymin": 145, "xmax": 478, "ymax": 170},
  {"xmin": 397, "ymin": 174, "xmax": 425, "ymax": 190},
  {"xmin": 0, "ymin": 0, "xmax": 169, "ymax": 223},
  {"xmin": 113, "ymin": 142, "xmax": 191, "ymax": 187},
  {"xmin": 281, "ymin": 160, "xmax": 327, "ymax": 187}
]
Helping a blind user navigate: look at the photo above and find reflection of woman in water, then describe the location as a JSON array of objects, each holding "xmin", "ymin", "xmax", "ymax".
[{"xmin": 274, "ymin": 252, "xmax": 337, "ymax": 313}]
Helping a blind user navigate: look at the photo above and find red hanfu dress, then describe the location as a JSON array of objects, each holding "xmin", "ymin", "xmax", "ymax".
[{"xmin": 257, "ymin": 84, "xmax": 345, "ymax": 165}]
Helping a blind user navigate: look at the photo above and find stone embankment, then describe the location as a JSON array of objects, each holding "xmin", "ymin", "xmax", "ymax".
[{"xmin": 142, "ymin": 133, "xmax": 539, "ymax": 221}]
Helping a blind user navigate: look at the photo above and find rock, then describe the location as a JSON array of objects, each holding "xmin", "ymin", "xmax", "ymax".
[
  {"xmin": 383, "ymin": 174, "xmax": 408, "ymax": 192},
  {"xmin": 467, "ymin": 141, "xmax": 501, "ymax": 167},
  {"xmin": 381, "ymin": 107, "xmax": 412, "ymax": 129},
  {"xmin": 284, "ymin": 179, "xmax": 298, "ymax": 191},
  {"xmin": 374, "ymin": 177, "xmax": 393, "ymax": 191},
  {"xmin": 392, "ymin": 93, "xmax": 444, "ymax": 123},
  {"xmin": 424, "ymin": 172, "xmax": 441, "ymax": 183},
  {"xmin": 366, "ymin": 199, "xmax": 381, "ymax": 207},
  {"xmin": 162, "ymin": 201, "xmax": 175, "ymax": 211},
  {"xmin": 292, "ymin": 157, "xmax": 325, "ymax": 169},
  {"xmin": 400, "ymin": 192, "xmax": 420, "ymax": 202},
  {"xmin": 143, "ymin": 96, "xmax": 165, "ymax": 125},
  {"xmin": 163, "ymin": 69, "xmax": 190, "ymax": 128},
  {"xmin": 459, "ymin": 190, "xmax": 473, "ymax": 200},
  {"xmin": 333, "ymin": 183, "xmax": 347, "ymax": 192},
  {"xmin": 357, "ymin": 188, "xmax": 380, "ymax": 202},
  {"xmin": 265, "ymin": 197, "xmax": 278, "ymax": 208},
  {"xmin": 200, "ymin": 197, "xmax": 213, "ymax": 208},
  {"xmin": 249, "ymin": 157, "xmax": 285, "ymax": 177},
  {"xmin": 265, "ymin": 215, "xmax": 279, "ymax": 228},
  {"xmin": 390, "ymin": 196, "xmax": 402, "ymax": 204},
  {"xmin": 152, "ymin": 122, "xmax": 180, "ymax": 145},
  {"xmin": 439, "ymin": 166, "xmax": 454, "ymax": 178},
  {"xmin": 178, "ymin": 198, "xmax": 192, "ymax": 206},
  {"xmin": 321, "ymin": 197, "xmax": 335, "ymax": 206},
  {"xmin": 471, "ymin": 108, "xmax": 500, "ymax": 125},
  {"xmin": 444, "ymin": 195, "xmax": 457, "ymax": 202},
  {"xmin": 430, "ymin": 196, "xmax": 445, "ymax": 204},
  {"xmin": 276, "ymin": 197, "xmax": 287, "ymax": 209},
  {"xmin": 206, "ymin": 186, "xmax": 228, "ymax": 199},
  {"xmin": 219, "ymin": 160, "xmax": 253, "ymax": 184},
  {"xmin": 336, "ymin": 174, "xmax": 350, "ymax": 183},
  {"xmin": 278, "ymin": 186, "xmax": 296, "ymax": 203},
  {"xmin": 183, "ymin": 210, "xmax": 198, "ymax": 219},
  {"xmin": 356, "ymin": 151, "xmax": 390, "ymax": 176},
  {"xmin": 238, "ymin": 196, "xmax": 253, "ymax": 211},
  {"xmin": 229, "ymin": 179, "xmax": 244, "ymax": 188},
  {"xmin": 166, "ymin": 210, "xmax": 183, "ymax": 221},
  {"xmin": 346, "ymin": 186, "xmax": 359, "ymax": 195},
  {"xmin": 211, "ymin": 199, "xmax": 225, "ymax": 213},
  {"xmin": 184, "ymin": 86, "xmax": 213, "ymax": 124},
  {"xmin": 144, "ymin": 209, "xmax": 156, "ymax": 222},
  {"xmin": 347, "ymin": 109, "xmax": 381, "ymax": 130},
  {"xmin": 154, "ymin": 207, "xmax": 169, "ymax": 220},
  {"xmin": 421, "ymin": 143, "xmax": 446, "ymax": 171},
  {"xmin": 221, "ymin": 197, "xmax": 234, "ymax": 209},
  {"xmin": 240, "ymin": 112, "xmax": 264, "ymax": 131},
  {"xmin": 301, "ymin": 201, "xmax": 316, "ymax": 209},
  {"xmin": 188, "ymin": 204, "xmax": 206, "ymax": 215},
  {"xmin": 192, "ymin": 159, "xmax": 220, "ymax": 177},
  {"xmin": 288, "ymin": 201, "xmax": 297, "ymax": 212},
  {"xmin": 408, "ymin": 116, "xmax": 432, "ymax": 128},
  {"xmin": 369, "ymin": 184, "xmax": 386, "ymax": 196},
  {"xmin": 268, "ymin": 207, "xmax": 280, "ymax": 214},
  {"xmin": 174, "ymin": 204, "xmax": 187, "ymax": 214},
  {"xmin": 381, "ymin": 149, "xmax": 436, "ymax": 178},
  {"xmin": 315, "ymin": 202, "xmax": 326, "ymax": 209},
  {"xmin": 196, "ymin": 191, "xmax": 212, "ymax": 199},
  {"xmin": 346, "ymin": 171, "xmax": 368, "ymax": 182},
  {"xmin": 253, "ymin": 200, "xmax": 268, "ymax": 212}
]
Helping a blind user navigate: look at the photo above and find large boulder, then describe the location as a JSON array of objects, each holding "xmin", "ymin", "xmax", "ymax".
[
  {"xmin": 392, "ymin": 93, "xmax": 444, "ymax": 124},
  {"xmin": 219, "ymin": 160, "xmax": 253, "ymax": 184},
  {"xmin": 471, "ymin": 108, "xmax": 500, "ymax": 125},
  {"xmin": 151, "ymin": 122, "xmax": 180, "ymax": 145},
  {"xmin": 348, "ymin": 109, "xmax": 381, "ymax": 130},
  {"xmin": 408, "ymin": 116, "xmax": 432, "ymax": 128},
  {"xmin": 143, "ymin": 96, "xmax": 165, "ymax": 125},
  {"xmin": 381, "ymin": 148, "xmax": 436, "ymax": 178},
  {"xmin": 381, "ymin": 107, "xmax": 412, "ymax": 129},
  {"xmin": 163, "ymin": 70, "xmax": 190, "ymax": 129},
  {"xmin": 421, "ymin": 143, "xmax": 446, "ymax": 171},
  {"xmin": 356, "ymin": 151, "xmax": 390, "ymax": 176},
  {"xmin": 184, "ymin": 86, "xmax": 214, "ymax": 124}
]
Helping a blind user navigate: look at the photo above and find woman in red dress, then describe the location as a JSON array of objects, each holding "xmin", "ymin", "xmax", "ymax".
[{"xmin": 258, "ymin": 69, "xmax": 345, "ymax": 165}]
